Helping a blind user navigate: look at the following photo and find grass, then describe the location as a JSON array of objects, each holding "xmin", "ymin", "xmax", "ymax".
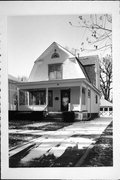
[
  {"xmin": 81, "ymin": 121, "xmax": 113, "ymax": 167},
  {"xmin": 9, "ymin": 118, "xmax": 113, "ymax": 167},
  {"xmin": 9, "ymin": 134, "xmax": 41, "ymax": 149},
  {"xmin": 9, "ymin": 120, "xmax": 72, "ymax": 149}
]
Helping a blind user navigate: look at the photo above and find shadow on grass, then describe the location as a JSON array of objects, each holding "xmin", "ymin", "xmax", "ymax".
[{"xmin": 80, "ymin": 122, "xmax": 113, "ymax": 167}]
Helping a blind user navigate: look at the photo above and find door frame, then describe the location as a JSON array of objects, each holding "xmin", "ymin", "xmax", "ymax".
[{"xmin": 61, "ymin": 89, "xmax": 70, "ymax": 112}]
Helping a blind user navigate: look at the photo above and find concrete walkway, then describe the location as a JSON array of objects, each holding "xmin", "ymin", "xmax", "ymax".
[{"xmin": 9, "ymin": 117, "xmax": 112, "ymax": 167}]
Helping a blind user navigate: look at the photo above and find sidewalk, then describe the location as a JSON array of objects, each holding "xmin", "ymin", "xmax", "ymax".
[{"xmin": 9, "ymin": 117, "xmax": 112, "ymax": 167}]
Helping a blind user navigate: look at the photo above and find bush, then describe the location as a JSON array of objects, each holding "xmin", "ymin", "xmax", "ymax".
[
  {"xmin": 62, "ymin": 111, "xmax": 75, "ymax": 122},
  {"xmin": 9, "ymin": 111, "xmax": 44, "ymax": 121}
]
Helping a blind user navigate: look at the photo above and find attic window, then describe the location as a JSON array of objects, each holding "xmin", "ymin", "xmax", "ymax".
[{"xmin": 51, "ymin": 49, "xmax": 60, "ymax": 59}]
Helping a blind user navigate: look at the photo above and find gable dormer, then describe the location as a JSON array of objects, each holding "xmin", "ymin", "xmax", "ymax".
[{"xmin": 28, "ymin": 42, "xmax": 87, "ymax": 82}]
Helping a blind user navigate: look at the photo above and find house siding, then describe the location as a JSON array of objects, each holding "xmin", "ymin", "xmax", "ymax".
[
  {"xmin": 9, "ymin": 81, "xmax": 18, "ymax": 110},
  {"xmin": 91, "ymin": 88, "xmax": 100, "ymax": 113}
]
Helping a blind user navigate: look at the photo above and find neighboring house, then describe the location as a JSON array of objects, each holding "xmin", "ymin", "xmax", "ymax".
[
  {"xmin": 8, "ymin": 74, "xmax": 19, "ymax": 110},
  {"xmin": 100, "ymin": 98, "xmax": 113, "ymax": 117},
  {"xmin": 10, "ymin": 42, "xmax": 101, "ymax": 120}
]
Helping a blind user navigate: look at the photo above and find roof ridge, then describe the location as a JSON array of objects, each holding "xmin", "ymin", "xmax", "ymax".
[{"xmin": 55, "ymin": 42, "xmax": 75, "ymax": 57}]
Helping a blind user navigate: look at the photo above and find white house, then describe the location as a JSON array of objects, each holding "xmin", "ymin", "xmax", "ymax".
[
  {"xmin": 8, "ymin": 74, "xmax": 19, "ymax": 111},
  {"xmin": 11, "ymin": 42, "xmax": 101, "ymax": 120}
]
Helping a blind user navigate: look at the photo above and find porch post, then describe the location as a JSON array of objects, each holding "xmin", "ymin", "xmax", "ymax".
[
  {"xmin": 27, "ymin": 91, "xmax": 29, "ymax": 106},
  {"xmin": 17, "ymin": 88, "xmax": 19, "ymax": 111},
  {"xmin": 46, "ymin": 87, "xmax": 48, "ymax": 107},
  {"xmin": 86, "ymin": 86, "xmax": 88, "ymax": 111},
  {"xmin": 80, "ymin": 84, "xmax": 82, "ymax": 111}
]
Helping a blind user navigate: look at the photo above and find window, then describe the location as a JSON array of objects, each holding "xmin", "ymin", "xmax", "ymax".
[
  {"xmin": 48, "ymin": 90, "xmax": 53, "ymax": 107},
  {"xmin": 82, "ymin": 87, "xmax": 86, "ymax": 105},
  {"xmin": 100, "ymin": 107, "xmax": 103, "ymax": 111},
  {"xmin": 109, "ymin": 107, "xmax": 113, "ymax": 111},
  {"xmin": 88, "ymin": 89, "xmax": 90, "ymax": 97},
  {"xmin": 48, "ymin": 63, "xmax": 62, "ymax": 80},
  {"xmin": 19, "ymin": 90, "xmax": 28, "ymax": 105},
  {"xmin": 51, "ymin": 49, "xmax": 60, "ymax": 59},
  {"xmin": 29, "ymin": 90, "xmax": 46, "ymax": 105},
  {"xmin": 104, "ymin": 108, "xmax": 108, "ymax": 111},
  {"xmin": 95, "ymin": 95, "xmax": 98, "ymax": 104}
]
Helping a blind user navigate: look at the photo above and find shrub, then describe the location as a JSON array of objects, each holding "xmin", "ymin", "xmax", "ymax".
[{"xmin": 62, "ymin": 111, "xmax": 75, "ymax": 122}]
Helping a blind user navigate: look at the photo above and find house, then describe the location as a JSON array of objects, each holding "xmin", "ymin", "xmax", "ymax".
[
  {"xmin": 100, "ymin": 98, "xmax": 113, "ymax": 117},
  {"xmin": 8, "ymin": 74, "xmax": 19, "ymax": 110},
  {"xmin": 9, "ymin": 42, "xmax": 101, "ymax": 120}
]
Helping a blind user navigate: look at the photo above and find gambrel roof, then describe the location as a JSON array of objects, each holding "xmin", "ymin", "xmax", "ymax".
[{"xmin": 28, "ymin": 42, "xmax": 89, "ymax": 82}]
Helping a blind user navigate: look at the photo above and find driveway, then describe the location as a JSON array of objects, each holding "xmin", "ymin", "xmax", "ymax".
[{"xmin": 9, "ymin": 117, "xmax": 112, "ymax": 167}]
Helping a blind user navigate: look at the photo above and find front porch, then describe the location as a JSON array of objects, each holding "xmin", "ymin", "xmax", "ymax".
[{"xmin": 16, "ymin": 79, "xmax": 90, "ymax": 120}]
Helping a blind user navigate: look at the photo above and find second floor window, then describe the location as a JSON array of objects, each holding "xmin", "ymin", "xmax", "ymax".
[{"xmin": 48, "ymin": 63, "xmax": 62, "ymax": 80}]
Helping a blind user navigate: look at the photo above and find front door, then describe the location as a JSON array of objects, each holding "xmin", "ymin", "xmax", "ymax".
[{"xmin": 61, "ymin": 89, "xmax": 70, "ymax": 112}]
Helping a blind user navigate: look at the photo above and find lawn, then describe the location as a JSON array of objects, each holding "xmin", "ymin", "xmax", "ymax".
[
  {"xmin": 9, "ymin": 118, "xmax": 113, "ymax": 167},
  {"xmin": 80, "ymin": 121, "xmax": 113, "ymax": 166},
  {"xmin": 9, "ymin": 120, "xmax": 72, "ymax": 149}
]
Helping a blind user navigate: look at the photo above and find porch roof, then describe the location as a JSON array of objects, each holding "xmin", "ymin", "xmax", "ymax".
[{"xmin": 16, "ymin": 78, "xmax": 101, "ymax": 95}]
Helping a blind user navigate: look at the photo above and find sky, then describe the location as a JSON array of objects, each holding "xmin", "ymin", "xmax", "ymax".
[{"xmin": 8, "ymin": 15, "xmax": 111, "ymax": 78}]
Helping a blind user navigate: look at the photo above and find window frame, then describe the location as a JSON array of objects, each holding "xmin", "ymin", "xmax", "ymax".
[
  {"xmin": 48, "ymin": 63, "xmax": 63, "ymax": 80},
  {"xmin": 29, "ymin": 90, "xmax": 46, "ymax": 105}
]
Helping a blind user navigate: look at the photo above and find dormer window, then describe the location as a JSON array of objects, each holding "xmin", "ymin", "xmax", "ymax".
[{"xmin": 51, "ymin": 49, "xmax": 60, "ymax": 59}]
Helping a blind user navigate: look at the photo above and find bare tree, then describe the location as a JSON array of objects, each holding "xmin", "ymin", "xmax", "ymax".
[
  {"xmin": 100, "ymin": 55, "xmax": 112, "ymax": 101},
  {"xmin": 69, "ymin": 14, "xmax": 112, "ymax": 52},
  {"xmin": 69, "ymin": 14, "xmax": 112, "ymax": 101}
]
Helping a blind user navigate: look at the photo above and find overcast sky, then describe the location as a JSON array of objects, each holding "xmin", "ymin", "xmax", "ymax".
[{"xmin": 7, "ymin": 15, "xmax": 110, "ymax": 78}]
